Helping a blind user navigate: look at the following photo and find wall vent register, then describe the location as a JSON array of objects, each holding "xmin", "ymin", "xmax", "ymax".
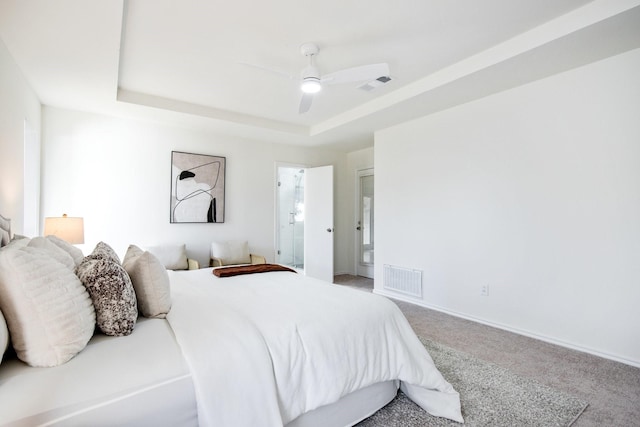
[{"xmin": 383, "ymin": 264, "xmax": 422, "ymax": 298}]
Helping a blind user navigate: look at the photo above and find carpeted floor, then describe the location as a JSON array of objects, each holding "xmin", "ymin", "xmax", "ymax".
[
  {"xmin": 334, "ymin": 274, "xmax": 640, "ymax": 427},
  {"xmin": 358, "ymin": 337, "xmax": 587, "ymax": 426}
]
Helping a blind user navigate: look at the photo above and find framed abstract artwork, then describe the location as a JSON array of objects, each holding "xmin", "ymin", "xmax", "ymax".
[{"xmin": 170, "ymin": 151, "xmax": 226, "ymax": 223}]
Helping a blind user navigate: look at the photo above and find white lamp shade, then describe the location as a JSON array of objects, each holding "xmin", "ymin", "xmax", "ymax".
[{"xmin": 44, "ymin": 215, "xmax": 84, "ymax": 244}]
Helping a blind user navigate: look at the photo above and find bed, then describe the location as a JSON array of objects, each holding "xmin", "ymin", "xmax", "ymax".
[{"xmin": 0, "ymin": 215, "xmax": 463, "ymax": 426}]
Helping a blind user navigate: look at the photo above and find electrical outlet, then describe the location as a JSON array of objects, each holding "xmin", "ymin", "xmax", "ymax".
[{"xmin": 480, "ymin": 284, "xmax": 489, "ymax": 296}]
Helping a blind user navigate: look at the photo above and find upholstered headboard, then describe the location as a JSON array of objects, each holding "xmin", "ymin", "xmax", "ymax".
[{"xmin": 0, "ymin": 214, "xmax": 10, "ymax": 247}]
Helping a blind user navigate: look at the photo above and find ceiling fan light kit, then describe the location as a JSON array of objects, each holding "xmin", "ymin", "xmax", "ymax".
[{"xmin": 301, "ymin": 77, "xmax": 322, "ymax": 94}]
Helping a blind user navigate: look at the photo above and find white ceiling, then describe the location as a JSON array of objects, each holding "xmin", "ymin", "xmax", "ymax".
[{"xmin": 1, "ymin": 0, "xmax": 639, "ymax": 151}]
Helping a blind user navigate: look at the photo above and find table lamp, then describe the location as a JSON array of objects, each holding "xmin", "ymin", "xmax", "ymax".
[{"xmin": 44, "ymin": 214, "xmax": 84, "ymax": 244}]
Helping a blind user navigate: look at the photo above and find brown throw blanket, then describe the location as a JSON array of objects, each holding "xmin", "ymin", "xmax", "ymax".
[{"xmin": 213, "ymin": 263, "xmax": 297, "ymax": 278}]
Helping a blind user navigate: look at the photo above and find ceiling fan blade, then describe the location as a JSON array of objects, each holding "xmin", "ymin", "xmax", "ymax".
[
  {"xmin": 299, "ymin": 93, "xmax": 314, "ymax": 114},
  {"xmin": 239, "ymin": 62, "xmax": 295, "ymax": 80},
  {"xmin": 322, "ymin": 63, "xmax": 390, "ymax": 85}
]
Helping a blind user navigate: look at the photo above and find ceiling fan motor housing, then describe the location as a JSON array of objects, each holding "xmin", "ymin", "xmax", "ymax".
[{"xmin": 301, "ymin": 45, "xmax": 321, "ymax": 93}]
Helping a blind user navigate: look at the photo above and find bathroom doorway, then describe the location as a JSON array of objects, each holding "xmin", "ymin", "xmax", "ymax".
[{"xmin": 276, "ymin": 166, "xmax": 305, "ymax": 269}]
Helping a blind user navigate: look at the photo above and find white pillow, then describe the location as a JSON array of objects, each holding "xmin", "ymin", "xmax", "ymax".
[
  {"xmin": 0, "ymin": 245, "xmax": 96, "ymax": 367},
  {"xmin": 0, "ymin": 309, "xmax": 8, "ymax": 365},
  {"xmin": 146, "ymin": 244, "xmax": 188, "ymax": 270},
  {"xmin": 27, "ymin": 236, "xmax": 76, "ymax": 271},
  {"xmin": 210, "ymin": 240, "xmax": 250, "ymax": 265},
  {"xmin": 46, "ymin": 235, "xmax": 84, "ymax": 266},
  {"xmin": 123, "ymin": 245, "xmax": 172, "ymax": 318},
  {"xmin": 0, "ymin": 236, "xmax": 30, "ymax": 252}
]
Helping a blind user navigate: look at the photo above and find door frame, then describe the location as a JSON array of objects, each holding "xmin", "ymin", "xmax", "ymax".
[{"xmin": 355, "ymin": 168, "xmax": 374, "ymax": 278}]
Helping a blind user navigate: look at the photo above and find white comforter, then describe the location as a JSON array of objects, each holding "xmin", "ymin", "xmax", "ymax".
[{"xmin": 167, "ymin": 268, "xmax": 463, "ymax": 426}]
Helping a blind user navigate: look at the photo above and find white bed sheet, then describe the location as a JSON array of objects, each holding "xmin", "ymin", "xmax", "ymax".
[
  {"xmin": 167, "ymin": 268, "xmax": 463, "ymax": 427},
  {"xmin": 0, "ymin": 317, "xmax": 197, "ymax": 427}
]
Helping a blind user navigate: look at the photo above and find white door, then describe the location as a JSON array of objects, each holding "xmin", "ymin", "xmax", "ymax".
[
  {"xmin": 356, "ymin": 169, "xmax": 374, "ymax": 278},
  {"xmin": 304, "ymin": 165, "xmax": 334, "ymax": 282}
]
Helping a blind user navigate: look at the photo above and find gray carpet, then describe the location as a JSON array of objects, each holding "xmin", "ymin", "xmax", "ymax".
[{"xmin": 357, "ymin": 337, "xmax": 588, "ymax": 427}]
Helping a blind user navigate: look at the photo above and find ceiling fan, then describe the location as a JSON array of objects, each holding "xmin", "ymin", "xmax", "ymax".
[{"xmin": 244, "ymin": 43, "xmax": 390, "ymax": 114}]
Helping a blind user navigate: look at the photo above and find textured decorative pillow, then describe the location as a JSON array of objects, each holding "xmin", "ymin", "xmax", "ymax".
[
  {"xmin": 0, "ymin": 245, "xmax": 96, "ymax": 367},
  {"xmin": 76, "ymin": 257, "xmax": 137, "ymax": 336},
  {"xmin": 211, "ymin": 240, "xmax": 251, "ymax": 265},
  {"xmin": 146, "ymin": 244, "xmax": 188, "ymax": 270},
  {"xmin": 123, "ymin": 245, "xmax": 171, "ymax": 318},
  {"xmin": 0, "ymin": 309, "xmax": 8, "ymax": 365},
  {"xmin": 27, "ymin": 236, "xmax": 76, "ymax": 270},
  {"xmin": 86, "ymin": 241, "xmax": 121, "ymax": 264},
  {"xmin": 46, "ymin": 235, "xmax": 84, "ymax": 266}
]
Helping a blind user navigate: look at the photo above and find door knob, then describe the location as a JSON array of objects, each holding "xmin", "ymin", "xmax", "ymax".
[
  {"xmin": 326, "ymin": 228, "xmax": 333, "ymax": 233},
  {"xmin": 356, "ymin": 226, "xmax": 361, "ymax": 231}
]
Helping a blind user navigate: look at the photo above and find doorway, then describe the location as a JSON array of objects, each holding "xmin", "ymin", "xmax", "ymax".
[
  {"xmin": 276, "ymin": 166, "xmax": 305, "ymax": 269},
  {"xmin": 356, "ymin": 169, "xmax": 374, "ymax": 278},
  {"xmin": 275, "ymin": 164, "xmax": 334, "ymax": 282}
]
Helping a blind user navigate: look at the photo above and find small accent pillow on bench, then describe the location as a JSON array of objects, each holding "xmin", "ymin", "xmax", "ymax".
[
  {"xmin": 146, "ymin": 244, "xmax": 189, "ymax": 270},
  {"xmin": 210, "ymin": 240, "xmax": 251, "ymax": 266}
]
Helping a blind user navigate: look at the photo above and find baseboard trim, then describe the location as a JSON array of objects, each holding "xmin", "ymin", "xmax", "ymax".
[
  {"xmin": 374, "ymin": 288, "xmax": 640, "ymax": 368},
  {"xmin": 333, "ymin": 271, "xmax": 352, "ymax": 277}
]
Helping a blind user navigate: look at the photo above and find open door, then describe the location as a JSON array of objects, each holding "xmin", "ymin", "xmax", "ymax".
[{"xmin": 304, "ymin": 165, "xmax": 334, "ymax": 282}]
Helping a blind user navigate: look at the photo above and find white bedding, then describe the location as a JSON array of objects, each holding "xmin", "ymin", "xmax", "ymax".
[{"xmin": 167, "ymin": 268, "xmax": 463, "ymax": 427}]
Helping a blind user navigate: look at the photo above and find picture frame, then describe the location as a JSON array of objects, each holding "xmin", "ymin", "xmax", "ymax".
[{"xmin": 170, "ymin": 151, "xmax": 225, "ymax": 223}]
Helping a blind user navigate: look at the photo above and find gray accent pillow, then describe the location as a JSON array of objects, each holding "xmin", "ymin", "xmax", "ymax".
[
  {"xmin": 123, "ymin": 245, "xmax": 172, "ymax": 318},
  {"xmin": 76, "ymin": 244, "xmax": 137, "ymax": 336},
  {"xmin": 86, "ymin": 241, "xmax": 121, "ymax": 264}
]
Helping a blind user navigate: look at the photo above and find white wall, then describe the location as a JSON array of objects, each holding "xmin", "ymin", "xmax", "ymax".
[
  {"xmin": 375, "ymin": 48, "xmax": 640, "ymax": 366},
  {"xmin": 0, "ymin": 38, "xmax": 41, "ymax": 234},
  {"xmin": 41, "ymin": 107, "xmax": 351, "ymax": 270}
]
